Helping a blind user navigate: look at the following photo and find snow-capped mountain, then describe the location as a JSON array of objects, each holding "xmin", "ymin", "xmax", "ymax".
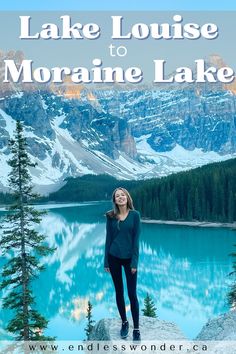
[{"xmin": 0, "ymin": 85, "xmax": 236, "ymax": 194}]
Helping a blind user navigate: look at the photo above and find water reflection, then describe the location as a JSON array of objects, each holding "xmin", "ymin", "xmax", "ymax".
[{"xmin": 0, "ymin": 202, "xmax": 235, "ymax": 340}]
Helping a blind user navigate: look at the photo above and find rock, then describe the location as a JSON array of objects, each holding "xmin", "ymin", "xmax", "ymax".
[
  {"xmin": 96, "ymin": 88, "xmax": 236, "ymax": 155},
  {"xmin": 1, "ymin": 86, "xmax": 236, "ymax": 192},
  {"xmin": 90, "ymin": 316, "xmax": 187, "ymax": 341},
  {"xmin": 196, "ymin": 310, "xmax": 236, "ymax": 340}
]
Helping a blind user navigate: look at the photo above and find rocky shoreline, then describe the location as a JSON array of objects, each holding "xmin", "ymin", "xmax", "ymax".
[
  {"xmin": 141, "ymin": 219, "xmax": 236, "ymax": 229},
  {"xmin": 90, "ymin": 312, "xmax": 236, "ymax": 341}
]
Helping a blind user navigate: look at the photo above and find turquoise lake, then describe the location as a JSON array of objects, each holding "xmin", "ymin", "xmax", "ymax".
[{"xmin": 0, "ymin": 202, "xmax": 235, "ymax": 340}]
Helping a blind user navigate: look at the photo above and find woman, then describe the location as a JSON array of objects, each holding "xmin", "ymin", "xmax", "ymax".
[{"xmin": 104, "ymin": 187, "xmax": 141, "ymax": 341}]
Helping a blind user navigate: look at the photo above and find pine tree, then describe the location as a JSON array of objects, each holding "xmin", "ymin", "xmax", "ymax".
[
  {"xmin": 84, "ymin": 301, "xmax": 95, "ymax": 340},
  {"xmin": 0, "ymin": 120, "xmax": 55, "ymax": 341},
  {"xmin": 142, "ymin": 293, "xmax": 157, "ymax": 318}
]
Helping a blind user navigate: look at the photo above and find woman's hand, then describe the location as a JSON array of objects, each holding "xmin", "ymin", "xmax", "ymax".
[
  {"xmin": 104, "ymin": 267, "xmax": 110, "ymax": 273},
  {"xmin": 131, "ymin": 268, "xmax": 137, "ymax": 274}
]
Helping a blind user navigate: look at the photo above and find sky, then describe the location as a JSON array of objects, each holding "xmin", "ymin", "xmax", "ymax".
[{"xmin": 0, "ymin": 0, "xmax": 236, "ymax": 11}]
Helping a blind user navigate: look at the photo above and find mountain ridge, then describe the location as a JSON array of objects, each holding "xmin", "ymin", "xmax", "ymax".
[{"xmin": 0, "ymin": 82, "xmax": 236, "ymax": 194}]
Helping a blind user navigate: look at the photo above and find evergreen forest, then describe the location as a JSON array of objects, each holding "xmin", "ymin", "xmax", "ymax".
[
  {"xmin": 132, "ymin": 158, "xmax": 236, "ymax": 222},
  {"xmin": 1, "ymin": 158, "xmax": 236, "ymax": 223}
]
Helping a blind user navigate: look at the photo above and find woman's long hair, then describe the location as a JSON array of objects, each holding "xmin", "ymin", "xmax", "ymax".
[{"xmin": 106, "ymin": 187, "xmax": 134, "ymax": 219}]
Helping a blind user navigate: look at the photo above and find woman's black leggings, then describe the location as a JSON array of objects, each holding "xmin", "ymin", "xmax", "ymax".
[{"xmin": 108, "ymin": 253, "xmax": 139, "ymax": 328}]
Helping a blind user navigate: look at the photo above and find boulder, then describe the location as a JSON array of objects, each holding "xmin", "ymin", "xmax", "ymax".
[
  {"xmin": 90, "ymin": 316, "xmax": 186, "ymax": 341},
  {"xmin": 196, "ymin": 310, "xmax": 236, "ymax": 341}
]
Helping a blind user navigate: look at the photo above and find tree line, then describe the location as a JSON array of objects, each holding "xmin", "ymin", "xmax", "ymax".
[
  {"xmin": 46, "ymin": 158, "xmax": 236, "ymax": 223},
  {"xmin": 132, "ymin": 158, "xmax": 236, "ymax": 223},
  {"xmin": 0, "ymin": 191, "xmax": 15, "ymax": 205},
  {"xmin": 2, "ymin": 158, "xmax": 236, "ymax": 223},
  {"xmin": 45, "ymin": 174, "xmax": 139, "ymax": 202}
]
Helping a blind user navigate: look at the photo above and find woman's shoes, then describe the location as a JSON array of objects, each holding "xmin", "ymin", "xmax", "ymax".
[
  {"xmin": 120, "ymin": 322, "xmax": 141, "ymax": 341},
  {"xmin": 120, "ymin": 321, "xmax": 129, "ymax": 338},
  {"xmin": 133, "ymin": 329, "xmax": 141, "ymax": 341}
]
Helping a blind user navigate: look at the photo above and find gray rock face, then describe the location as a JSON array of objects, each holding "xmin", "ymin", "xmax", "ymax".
[
  {"xmin": 0, "ymin": 91, "xmax": 137, "ymax": 161},
  {"xmin": 90, "ymin": 316, "xmax": 186, "ymax": 341},
  {"xmin": 0, "ymin": 112, "xmax": 10, "ymax": 149},
  {"xmin": 95, "ymin": 89, "xmax": 236, "ymax": 154},
  {"xmin": 3, "ymin": 92, "xmax": 56, "ymax": 140},
  {"xmin": 196, "ymin": 311, "xmax": 236, "ymax": 340},
  {"xmin": 0, "ymin": 87, "xmax": 236, "ymax": 193}
]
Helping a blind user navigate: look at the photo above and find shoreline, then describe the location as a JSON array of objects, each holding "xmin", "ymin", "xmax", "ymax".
[
  {"xmin": 141, "ymin": 219, "xmax": 236, "ymax": 229},
  {"xmin": 0, "ymin": 200, "xmax": 109, "ymax": 212},
  {"xmin": 0, "ymin": 201, "xmax": 235, "ymax": 229}
]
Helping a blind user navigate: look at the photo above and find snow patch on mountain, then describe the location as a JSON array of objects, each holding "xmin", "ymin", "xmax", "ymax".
[
  {"xmin": 0, "ymin": 108, "xmax": 15, "ymax": 138},
  {"xmin": 135, "ymin": 134, "xmax": 236, "ymax": 175},
  {"xmin": 0, "ymin": 153, "xmax": 11, "ymax": 186}
]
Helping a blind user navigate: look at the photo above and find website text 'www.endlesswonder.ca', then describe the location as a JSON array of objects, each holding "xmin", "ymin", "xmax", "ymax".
[{"xmin": 1, "ymin": 340, "xmax": 236, "ymax": 354}]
